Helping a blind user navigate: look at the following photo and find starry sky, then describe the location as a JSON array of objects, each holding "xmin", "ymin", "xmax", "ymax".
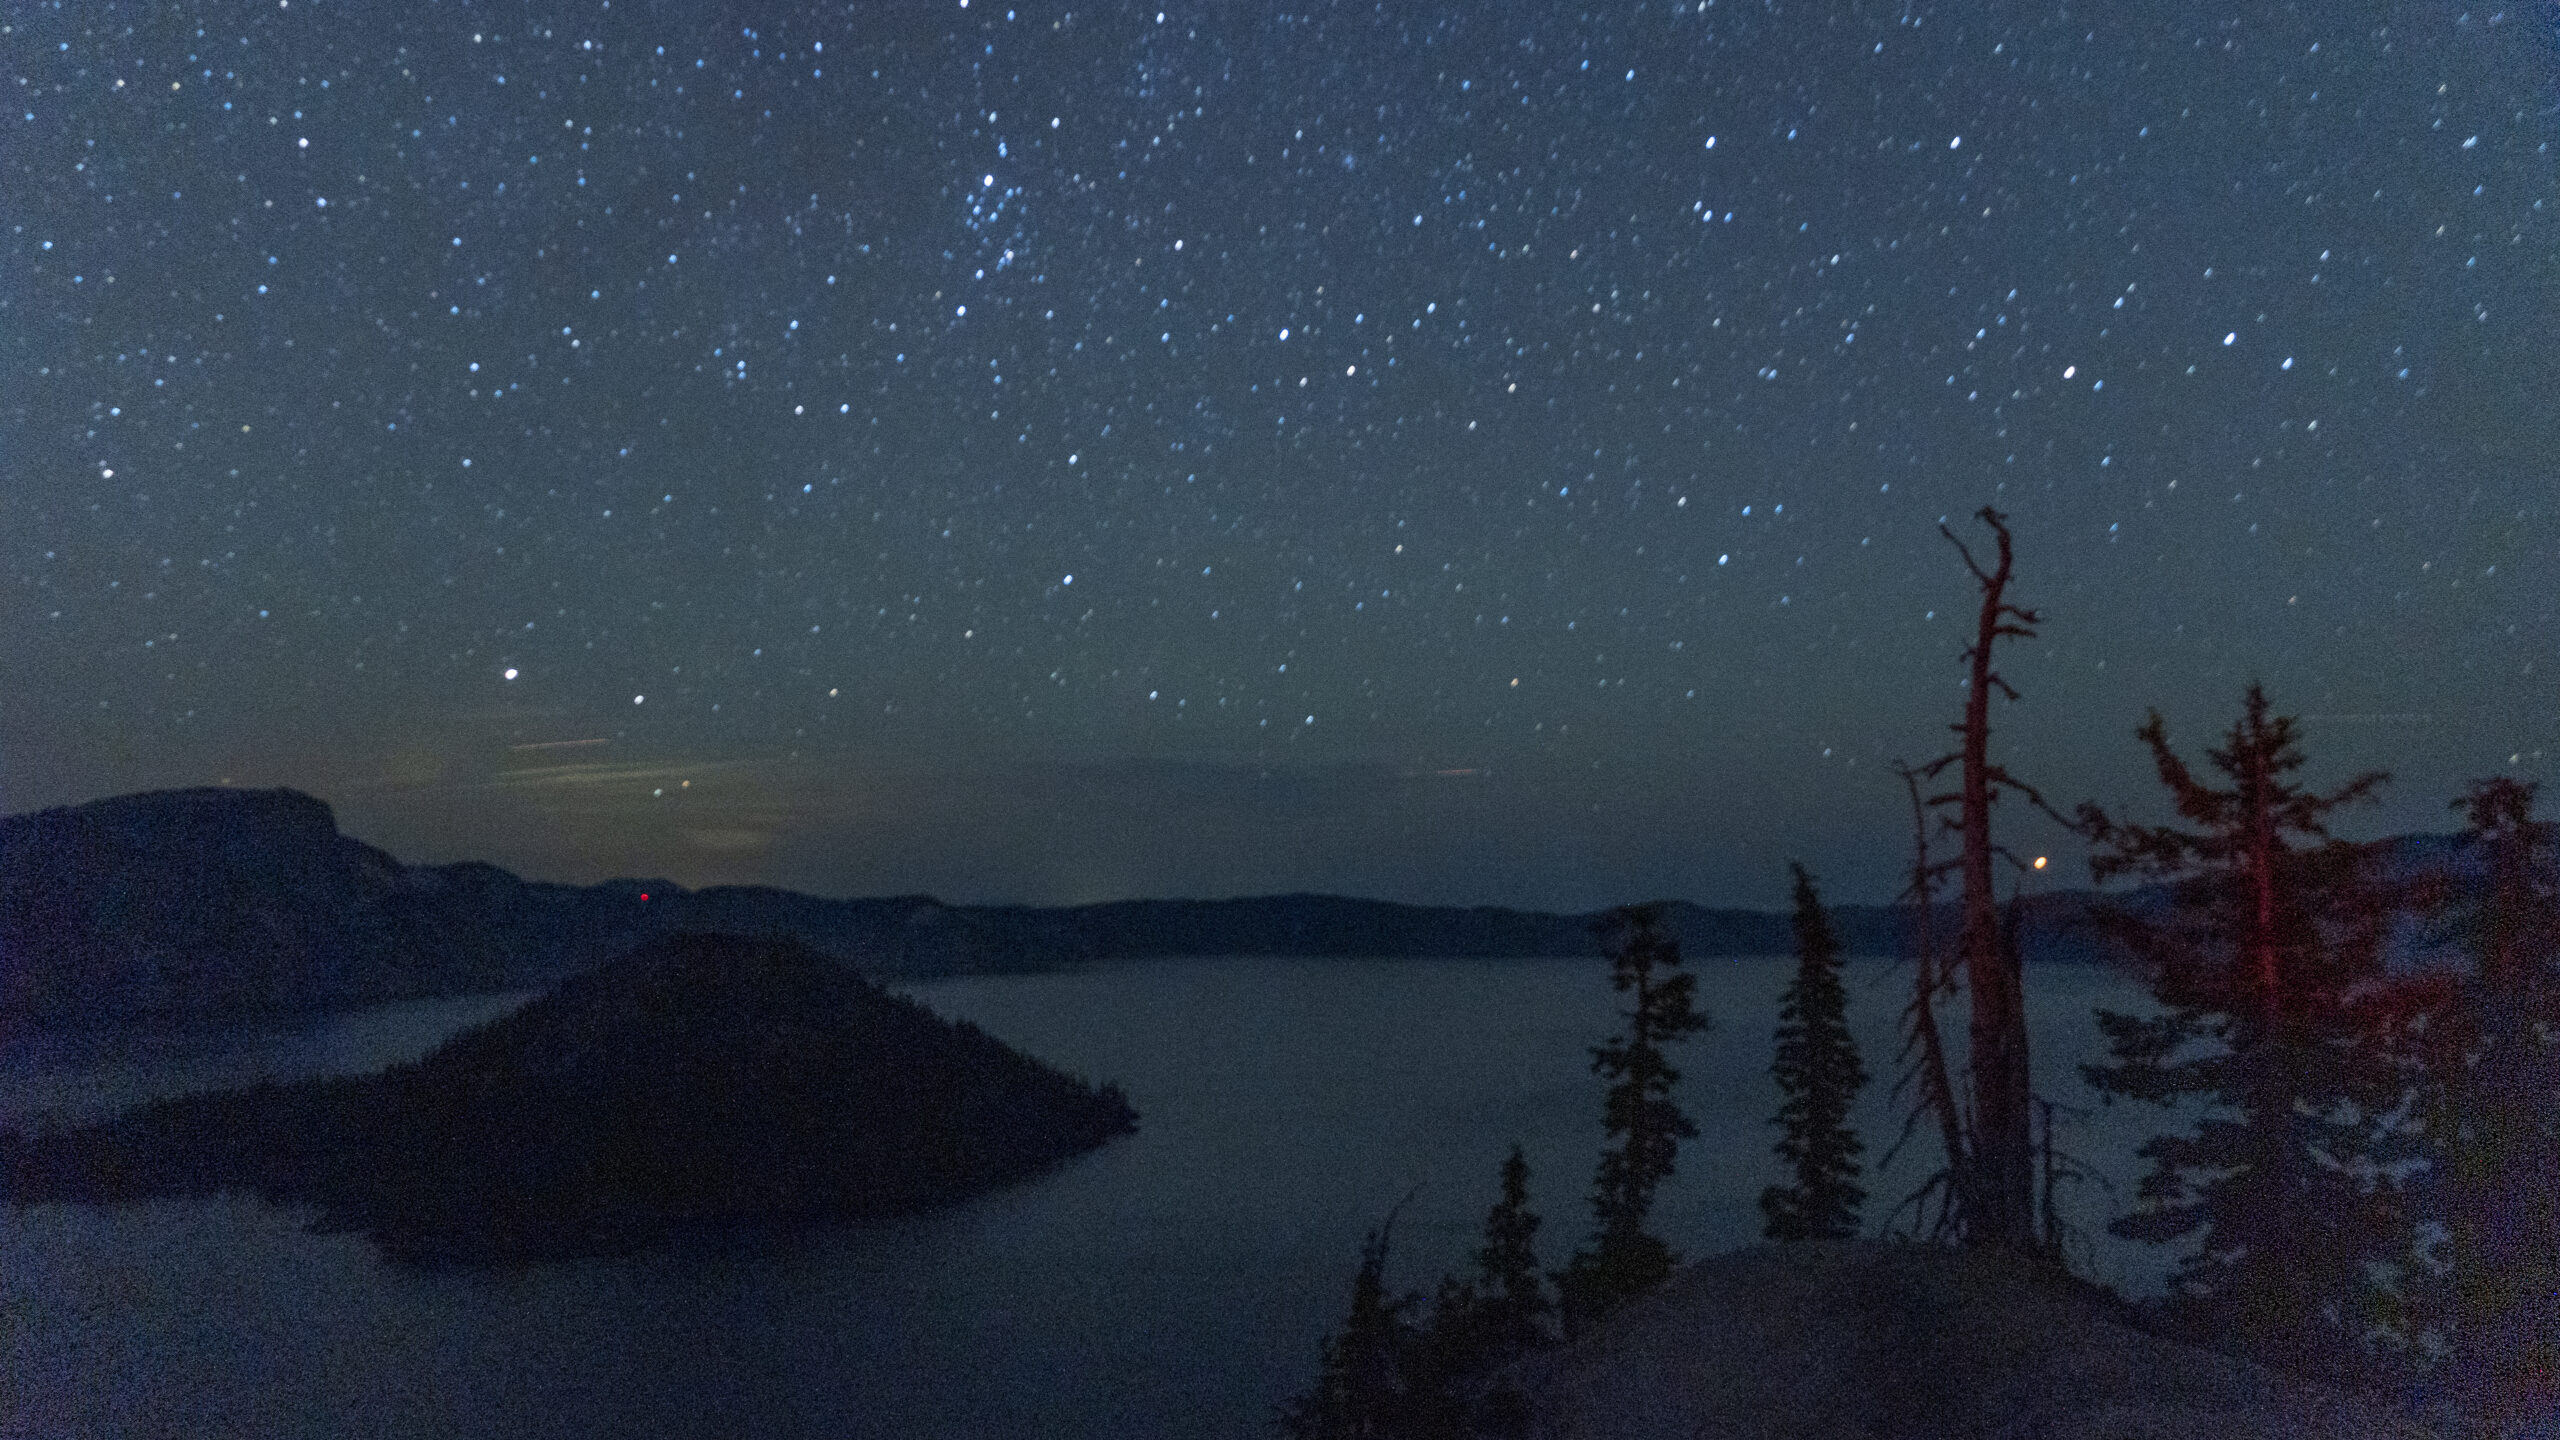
[{"xmin": 6, "ymin": 0, "xmax": 2554, "ymax": 912}]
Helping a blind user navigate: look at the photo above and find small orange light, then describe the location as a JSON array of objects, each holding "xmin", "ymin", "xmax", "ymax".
[{"xmin": 2032, "ymin": 857, "xmax": 2048, "ymax": 871}]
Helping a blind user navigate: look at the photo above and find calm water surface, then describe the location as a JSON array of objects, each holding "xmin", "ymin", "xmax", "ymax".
[{"xmin": 0, "ymin": 956, "xmax": 2185, "ymax": 1440}]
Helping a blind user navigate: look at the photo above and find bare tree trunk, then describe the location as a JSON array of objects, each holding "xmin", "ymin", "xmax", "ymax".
[
  {"xmin": 1954, "ymin": 516, "xmax": 2034, "ymax": 1252},
  {"xmin": 1898, "ymin": 765, "xmax": 1969, "ymax": 1223}
]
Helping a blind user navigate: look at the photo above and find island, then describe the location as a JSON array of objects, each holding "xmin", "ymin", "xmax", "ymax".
[{"xmin": 0, "ymin": 932, "xmax": 1139, "ymax": 1263}]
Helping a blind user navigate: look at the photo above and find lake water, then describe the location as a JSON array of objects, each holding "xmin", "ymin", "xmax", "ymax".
[{"xmin": 0, "ymin": 956, "xmax": 2191, "ymax": 1440}]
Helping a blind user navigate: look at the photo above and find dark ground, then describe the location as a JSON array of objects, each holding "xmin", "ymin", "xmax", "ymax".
[{"xmin": 1506, "ymin": 1241, "xmax": 2503, "ymax": 1440}]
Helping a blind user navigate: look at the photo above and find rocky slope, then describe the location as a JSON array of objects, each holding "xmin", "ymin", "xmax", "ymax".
[{"xmin": 1506, "ymin": 1241, "xmax": 2495, "ymax": 1440}]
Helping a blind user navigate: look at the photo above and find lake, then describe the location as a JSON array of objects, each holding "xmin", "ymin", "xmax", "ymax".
[{"xmin": 0, "ymin": 955, "xmax": 2190, "ymax": 1439}]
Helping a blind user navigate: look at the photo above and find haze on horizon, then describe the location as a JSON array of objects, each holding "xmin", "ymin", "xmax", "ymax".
[{"xmin": 6, "ymin": 0, "xmax": 2551, "ymax": 911}]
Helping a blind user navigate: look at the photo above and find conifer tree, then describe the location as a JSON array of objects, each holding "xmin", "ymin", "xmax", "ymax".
[
  {"xmin": 2077, "ymin": 683, "xmax": 2395, "ymax": 1379},
  {"xmin": 2395, "ymin": 778, "xmax": 2560, "ymax": 1423},
  {"xmin": 1288, "ymin": 1152, "xmax": 1555, "ymax": 1440},
  {"xmin": 1403, "ymin": 1145, "xmax": 1552, "ymax": 1439},
  {"xmin": 1762, "ymin": 863, "xmax": 1870, "ymax": 1242},
  {"xmin": 1282, "ymin": 1214, "xmax": 1423, "ymax": 1439},
  {"xmin": 1467, "ymin": 1143, "xmax": 1554, "ymax": 1358},
  {"xmin": 1557, "ymin": 903, "xmax": 1708, "ymax": 1336}
]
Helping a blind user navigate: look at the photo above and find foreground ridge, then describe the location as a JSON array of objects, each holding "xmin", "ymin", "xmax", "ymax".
[{"xmin": 1503, "ymin": 1240, "xmax": 2492, "ymax": 1440}]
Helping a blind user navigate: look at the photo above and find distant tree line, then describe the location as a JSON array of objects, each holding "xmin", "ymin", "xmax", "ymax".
[{"xmin": 1285, "ymin": 507, "xmax": 2554, "ymax": 1435}]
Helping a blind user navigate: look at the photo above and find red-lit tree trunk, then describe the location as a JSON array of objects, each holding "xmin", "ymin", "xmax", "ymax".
[
  {"xmin": 1950, "ymin": 512, "xmax": 2035, "ymax": 1253},
  {"xmin": 1891, "ymin": 762, "xmax": 1969, "ymax": 1238},
  {"xmin": 1895, "ymin": 509, "xmax": 2069, "ymax": 1254},
  {"xmin": 2244, "ymin": 727, "xmax": 2282, "ymax": 1027}
]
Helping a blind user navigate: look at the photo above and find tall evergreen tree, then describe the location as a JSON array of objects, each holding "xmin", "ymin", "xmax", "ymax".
[
  {"xmin": 1287, "ymin": 1151, "xmax": 1555, "ymax": 1440},
  {"xmin": 2077, "ymin": 684, "xmax": 2396, "ymax": 1380},
  {"xmin": 1282, "ymin": 1213, "xmax": 1424, "ymax": 1440},
  {"xmin": 1466, "ymin": 1143, "xmax": 1554, "ymax": 1358},
  {"xmin": 2394, "ymin": 778, "xmax": 2560, "ymax": 1423},
  {"xmin": 1762, "ymin": 863, "xmax": 1871, "ymax": 1242},
  {"xmin": 1557, "ymin": 903, "xmax": 1709, "ymax": 1336},
  {"xmin": 1406, "ymin": 1145, "xmax": 1553, "ymax": 1440}
]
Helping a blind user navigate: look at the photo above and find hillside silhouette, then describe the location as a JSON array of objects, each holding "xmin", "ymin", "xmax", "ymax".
[{"xmin": 0, "ymin": 932, "xmax": 1139, "ymax": 1263}]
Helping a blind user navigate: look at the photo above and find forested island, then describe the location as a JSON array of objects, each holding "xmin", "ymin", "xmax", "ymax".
[{"xmin": 0, "ymin": 932, "xmax": 1138, "ymax": 1263}]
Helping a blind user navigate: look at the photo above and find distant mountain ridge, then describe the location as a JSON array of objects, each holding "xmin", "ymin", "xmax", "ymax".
[{"xmin": 0, "ymin": 785, "xmax": 2497, "ymax": 1036}]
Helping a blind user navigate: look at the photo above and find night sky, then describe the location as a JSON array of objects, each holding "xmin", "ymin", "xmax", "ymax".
[{"xmin": 7, "ymin": 0, "xmax": 2553, "ymax": 912}]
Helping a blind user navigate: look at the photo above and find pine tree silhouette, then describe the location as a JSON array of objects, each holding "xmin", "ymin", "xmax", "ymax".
[
  {"xmin": 1557, "ymin": 903, "xmax": 1708, "ymax": 1336},
  {"xmin": 1399, "ymin": 1145, "xmax": 1554, "ymax": 1439},
  {"xmin": 1761, "ymin": 863, "xmax": 1870, "ymax": 1242},
  {"xmin": 1465, "ymin": 1143, "xmax": 1554, "ymax": 1358},
  {"xmin": 2387, "ymin": 778, "xmax": 2560, "ymax": 1426},
  {"xmin": 1286, "ymin": 1151, "xmax": 1558, "ymax": 1440},
  {"xmin": 1281, "ymin": 1211, "xmax": 1424, "ymax": 1439},
  {"xmin": 2077, "ymin": 683, "xmax": 2397, "ymax": 1382},
  {"xmin": 1459, "ymin": 1143, "xmax": 1551, "ymax": 1437}
]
